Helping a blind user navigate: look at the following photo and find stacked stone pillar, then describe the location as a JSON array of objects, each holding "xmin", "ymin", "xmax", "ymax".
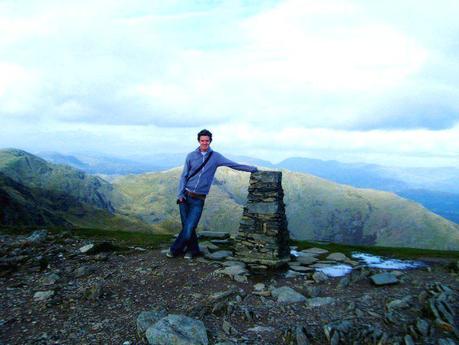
[{"xmin": 234, "ymin": 171, "xmax": 290, "ymax": 268}]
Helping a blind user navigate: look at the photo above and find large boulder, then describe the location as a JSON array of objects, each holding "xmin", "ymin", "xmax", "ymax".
[
  {"xmin": 26, "ymin": 230, "xmax": 48, "ymax": 243},
  {"xmin": 326, "ymin": 252, "xmax": 348, "ymax": 262},
  {"xmin": 205, "ymin": 251, "xmax": 232, "ymax": 261},
  {"xmin": 271, "ymin": 286, "xmax": 306, "ymax": 304},
  {"xmin": 137, "ymin": 309, "xmax": 167, "ymax": 337},
  {"xmin": 296, "ymin": 256, "xmax": 318, "ymax": 265},
  {"xmin": 370, "ymin": 273, "xmax": 399, "ymax": 286},
  {"xmin": 145, "ymin": 314, "xmax": 208, "ymax": 345}
]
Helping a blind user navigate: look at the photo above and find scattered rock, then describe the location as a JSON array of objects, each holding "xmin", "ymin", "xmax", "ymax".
[
  {"xmin": 285, "ymin": 270, "xmax": 303, "ymax": 278},
  {"xmin": 221, "ymin": 261, "xmax": 246, "ymax": 268},
  {"xmin": 206, "ymin": 251, "xmax": 233, "ymax": 261},
  {"xmin": 370, "ymin": 272, "xmax": 399, "ymax": 286},
  {"xmin": 326, "ymin": 252, "xmax": 347, "ymax": 262},
  {"xmin": 79, "ymin": 241, "xmax": 120, "ymax": 255},
  {"xmin": 337, "ymin": 276, "xmax": 351, "ymax": 289},
  {"xmin": 295, "ymin": 325, "xmax": 311, "ymax": 345},
  {"xmin": 145, "ymin": 314, "xmax": 208, "ymax": 345},
  {"xmin": 253, "ymin": 290, "xmax": 271, "ymax": 297},
  {"xmin": 74, "ymin": 265, "xmax": 97, "ymax": 278},
  {"xmin": 210, "ymin": 239, "xmax": 232, "ymax": 245},
  {"xmin": 312, "ymin": 271, "xmax": 328, "ymax": 283},
  {"xmin": 404, "ymin": 334, "xmax": 415, "ymax": 345},
  {"xmin": 295, "ymin": 256, "xmax": 319, "ymax": 265},
  {"xmin": 254, "ymin": 283, "xmax": 265, "ymax": 291},
  {"xmin": 415, "ymin": 317, "xmax": 430, "ymax": 336},
  {"xmin": 387, "ymin": 296, "xmax": 412, "ymax": 310},
  {"xmin": 288, "ymin": 265, "xmax": 311, "ymax": 273},
  {"xmin": 82, "ymin": 281, "xmax": 105, "ymax": 300},
  {"xmin": 222, "ymin": 320, "xmax": 236, "ymax": 335},
  {"xmin": 215, "ymin": 265, "xmax": 248, "ymax": 282},
  {"xmin": 438, "ymin": 338, "xmax": 457, "ymax": 345},
  {"xmin": 137, "ymin": 310, "xmax": 168, "ymax": 337},
  {"xmin": 310, "ymin": 263, "xmax": 334, "ymax": 269},
  {"xmin": 79, "ymin": 244, "xmax": 95, "ymax": 254},
  {"xmin": 26, "ymin": 230, "xmax": 48, "ymax": 243},
  {"xmin": 247, "ymin": 325, "xmax": 274, "ymax": 333},
  {"xmin": 306, "ymin": 297, "xmax": 335, "ymax": 307},
  {"xmin": 33, "ymin": 290, "xmax": 54, "ymax": 301},
  {"xmin": 271, "ymin": 286, "xmax": 306, "ymax": 304},
  {"xmin": 343, "ymin": 259, "xmax": 359, "ymax": 266},
  {"xmin": 200, "ymin": 241, "xmax": 219, "ymax": 252},
  {"xmin": 41, "ymin": 273, "xmax": 60, "ymax": 286},
  {"xmin": 301, "ymin": 248, "xmax": 328, "ymax": 255},
  {"xmin": 305, "ymin": 286, "xmax": 321, "ymax": 298},
  {"xmin": 210, "ymin": 289, "xmax": 239, "ymax": 302}
]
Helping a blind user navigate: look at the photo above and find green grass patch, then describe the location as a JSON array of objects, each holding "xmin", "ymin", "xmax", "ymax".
[
  {"xmin": 70, "ymin": 228, "xmax": 173, "ymax": 249},
  {"xmin": 292, "ymin": 240, "xmax": 459, "ymax": 260},
  {"xmin": 0, "ymin": 226, "xmax": 173, "ymax": 249}
]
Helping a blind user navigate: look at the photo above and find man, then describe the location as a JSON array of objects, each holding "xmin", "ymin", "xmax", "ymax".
[{"xmin": 167, "ymin": 129, "xmax": 258, "ymax": 259}]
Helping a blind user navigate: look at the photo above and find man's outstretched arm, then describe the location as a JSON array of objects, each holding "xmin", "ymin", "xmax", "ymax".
[{"xmin": 217, "ymin": 154, "xmax": 258, "ymax": 173}]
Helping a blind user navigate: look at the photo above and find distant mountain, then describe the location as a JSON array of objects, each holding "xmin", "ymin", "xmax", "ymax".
[
  {"xmin": 38, "ymin": 152, "xmax": 88, "ymax": 170},
  {"xmin": 0, "ymin": 149, "xmax": 151, "ymax": 231},
  {"xmin": 37, "ymin": 151, "xmax": 273, "ymax": 175},
  {"xmin": 112, "ymin": 168, "xmax": 459, "ymax": 250},
  {"xmin": 275, "ymin": 157, "xmax": 459, "ymax": 224},
  {"xmin": 276, "ymin": 158, "xmax": 409, "ymax": 191},
  {"xmin": 397, "ymin": 189, "xmax": 459, "ymax": 224},
  {"xmin": 38, "ymin": 151, "xmax": 164, "ymax": 175},
  {"xmin": 31, "ymin": 149, "xmax": 459, "ymax": 227}
]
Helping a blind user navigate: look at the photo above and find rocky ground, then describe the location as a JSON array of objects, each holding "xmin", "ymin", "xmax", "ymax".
[{"xmin": 1, "ymin": 230, "xmax": 459, "ymax": 345}]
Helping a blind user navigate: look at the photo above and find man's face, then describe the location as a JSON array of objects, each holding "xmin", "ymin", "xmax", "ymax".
[{"xmin": 198, "ymin": 136, "xmax": 211, "ymax": 152}]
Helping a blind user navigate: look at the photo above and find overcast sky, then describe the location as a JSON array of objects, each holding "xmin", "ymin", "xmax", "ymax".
[{"xmin": 1, "ymin": 0, "xmax": 459, "ymax": 167}]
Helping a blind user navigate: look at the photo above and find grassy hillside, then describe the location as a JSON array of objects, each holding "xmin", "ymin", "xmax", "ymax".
[
  {"xmin": 0, "ymin": 171, "xmax": 152, "ymax": 232},
  {"xmin": 113, "ymin": 168, "xmax": 459, "ymax": 250},
  {"xmin": 111, "ymin": 168, "xmax": 245, "ymax": 234},
  {"xmin": 282, "ymin": 171, "xmax": 459, "ymax": 250},
  {"xmin": 0, "ymin": 148, "xmax": 118, "ymax": 212},
  {"xmin": 0, "ymin": 149, "xmax": 153, "ymax": 233},
  {"xmin": 2, "ymin": 148, "xmax": 458, "ymax": 250}
]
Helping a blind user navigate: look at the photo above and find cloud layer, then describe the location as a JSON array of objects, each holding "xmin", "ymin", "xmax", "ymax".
[{"xmin": 1, "ymin": 0, "xmax": 458, "ymax": 166}]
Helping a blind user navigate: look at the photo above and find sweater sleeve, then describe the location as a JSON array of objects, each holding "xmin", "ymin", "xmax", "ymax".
[
  {"xmin": 177, "ymin": 154, "xmax": 191, "ymax": 198},
  {"xmin": 216, "ymin": 153, "xmax": 258, "ymax": 173}
]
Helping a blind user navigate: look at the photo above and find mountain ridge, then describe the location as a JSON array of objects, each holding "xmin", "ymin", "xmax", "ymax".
[
  {"xmin": 2, "ymin": 148, "xmax": 459, "ymax": 250},
  {"xmin": 33, "ymin": 150, "xmax": 459, "ymax": 225},
  {"xmin": 113, "ymin": 167, "xmax": 459, "ymax": 250}
]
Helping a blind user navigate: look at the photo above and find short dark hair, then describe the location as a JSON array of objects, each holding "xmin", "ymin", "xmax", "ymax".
[{"xmin": 197, "ymin": 129, "xmax": 212, "ymax": 142}]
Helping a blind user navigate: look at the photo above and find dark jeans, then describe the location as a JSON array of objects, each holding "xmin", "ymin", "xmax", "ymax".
[{"xmin": 170, "ymin": 196, "xmax": 205, "ymax": 256}]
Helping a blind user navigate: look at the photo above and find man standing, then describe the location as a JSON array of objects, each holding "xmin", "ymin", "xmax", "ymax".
[{"xmin": 168, "ymin": 129, "xmax": 258, "ymax": 259}]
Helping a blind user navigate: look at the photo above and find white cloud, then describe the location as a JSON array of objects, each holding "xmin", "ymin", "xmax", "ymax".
[{"xmin": 0, "ymin": 0, "xmax": 458, "ymax": 166}]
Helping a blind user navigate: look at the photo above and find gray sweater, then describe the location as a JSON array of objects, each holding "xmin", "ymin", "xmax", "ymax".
[{"xmin": 177, "ymin": 147, "xmax": 257, "ymax": 198}]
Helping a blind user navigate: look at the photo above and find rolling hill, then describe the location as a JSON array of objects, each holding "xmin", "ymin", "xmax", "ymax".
[
  {"xmin": 0, "ymin": 148, "xmax": 116, "ymax": 212},
  {"xmin": 35, "ymin": 151, "xmax": 459, "ymax": 225},
  {"xmin": 0, "ymin": 149, "xmax": 152, "ymax": 232},
  {"xmin": 112, "ymin": 167, "xmax": 459, "ymax": 250},
  {"xmin": 2, "ymin": 149, "xmax": 459, "ymax": 250}
]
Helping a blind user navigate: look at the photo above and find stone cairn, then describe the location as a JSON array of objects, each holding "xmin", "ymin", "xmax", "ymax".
[{"xmin": 234, "ymin": 171, "xmax": 290, "ymax": 268}]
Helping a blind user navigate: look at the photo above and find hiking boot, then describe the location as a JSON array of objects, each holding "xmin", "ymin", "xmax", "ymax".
[
  {"xmin": 166, "ymin": 250, "xmax": 174, "ymax": 258},
  {"xmin": 184, "ymin": 252, "xmax": 193, "ymax": 260}
]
